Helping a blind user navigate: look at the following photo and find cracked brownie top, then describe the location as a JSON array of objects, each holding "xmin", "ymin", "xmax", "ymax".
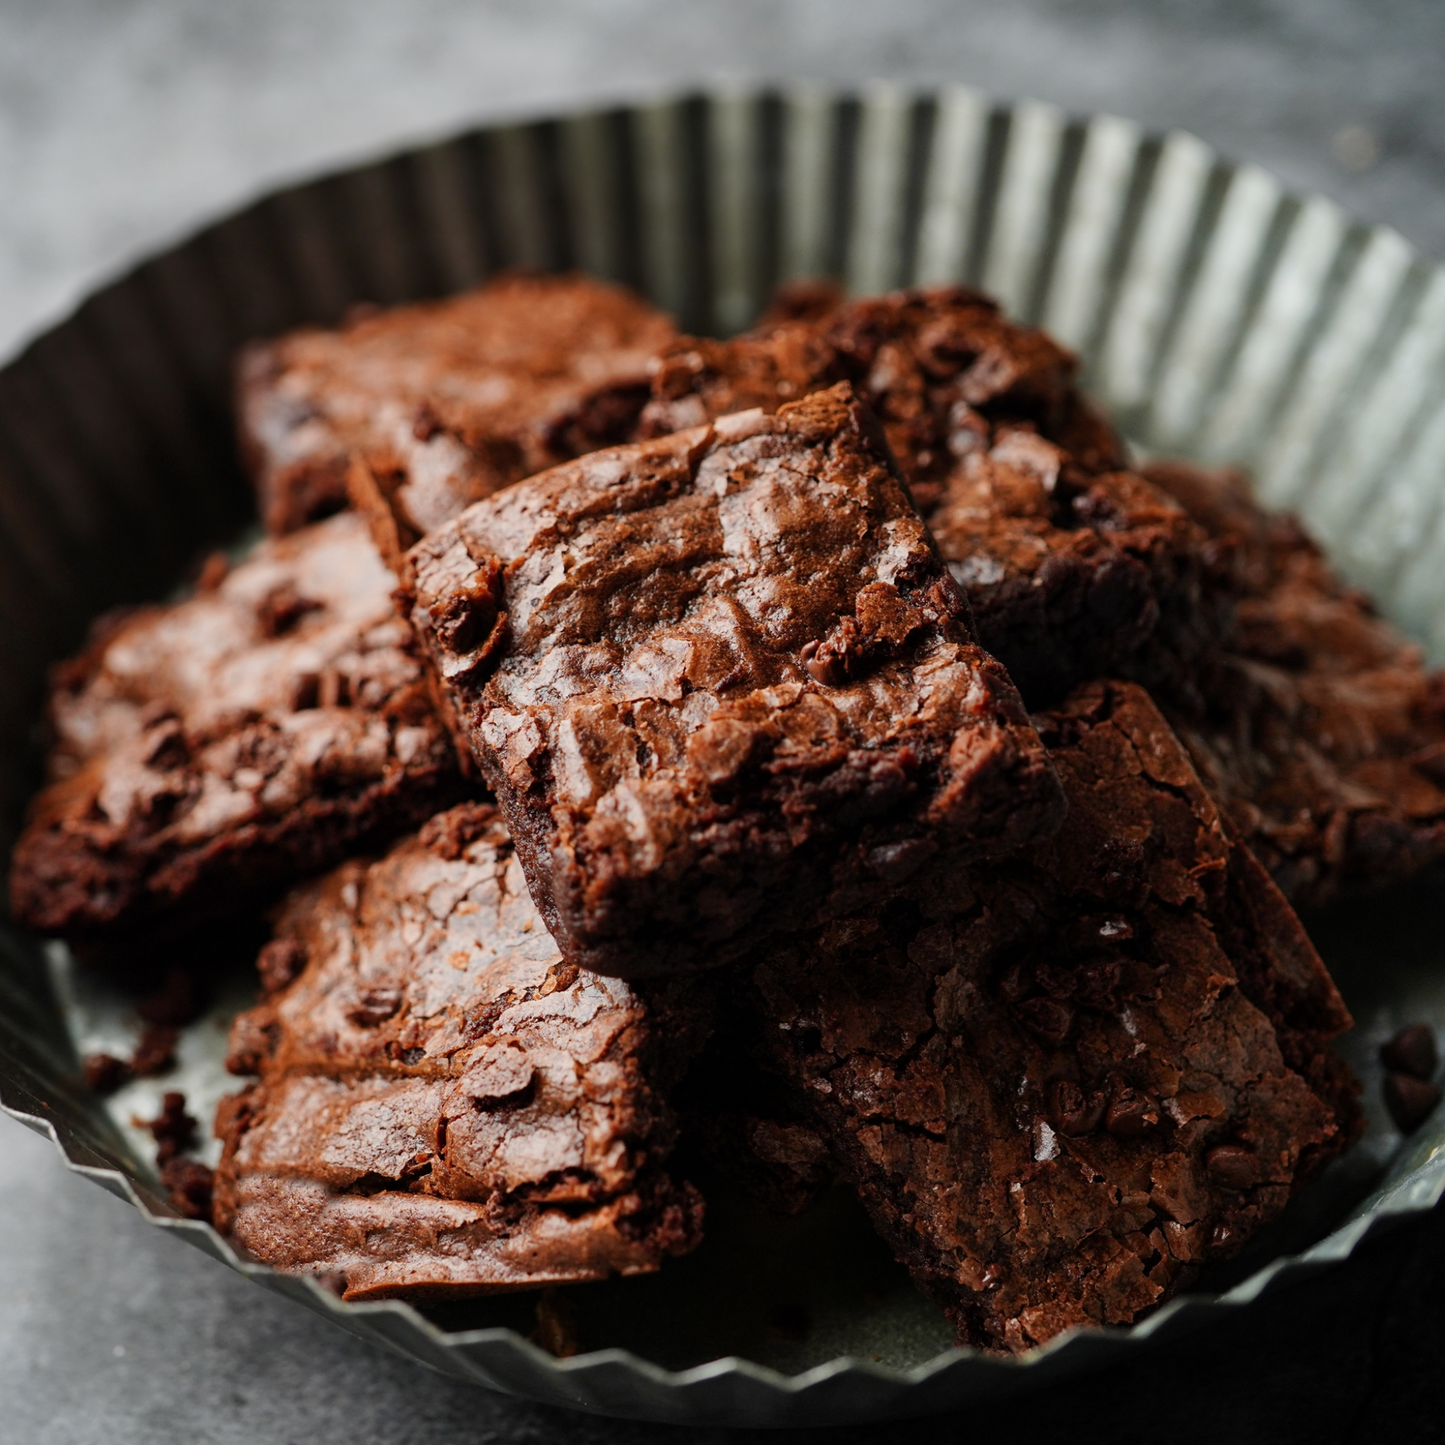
[
  {"xmin": 406, "ymin": 382, "xmax": 1064, "ymax": 977},
  {"xmin": 636, "ymin": 287, "xmax": 1218, "ymax": 707},
  {"xmin": 742, "ymin": 680, "xmax": 1358, "ymax": 1351},
  {"xmin": 1144, "ymin": 458, "xmax": 1445, "ymax": 907},
  {"xmin": 237, "ymin": 271, "xmax": 677, "ymax": 540},
  {"xmin": 8, "ymin": 511, "xmax": 461, "ymax": 944},
  {"xmin": 214, "ymin": 801, "xmax": 709, "ymax": 1300}
]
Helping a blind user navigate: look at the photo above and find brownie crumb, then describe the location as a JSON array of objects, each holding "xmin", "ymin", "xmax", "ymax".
[
  {"xmin": 1381, "ymin": 1024, "xmax": 1439, "ymax": 1082},
  {"xmin": 530, "ymin": 1290, "xmax": 581, "ymax": 1358},
  {"xmin": 1384, "ymin": 1072, "xmax": 1442, "ymax": 1134},
  {"xmin": 135, "ymin": 968, "xmax": 203, "ymax": 1029},
  {"xmin": 129, "ymin": 1024, "xmax": 178, "ymax": 1079},
  {"xmin": 314, "ymin": 1270, "xmax": 349, "ymax": 1299},
  {"xmin": 82, "ymin": 1053, "xmax": 134, "ymax": 1096},
  {"xmin": 160, "ymin": 1156, "xmax": 215, "ymax": 1220},
  {"xmin": 138, "ymin": 1092, "xmax": 198, "ymax": 1162}
]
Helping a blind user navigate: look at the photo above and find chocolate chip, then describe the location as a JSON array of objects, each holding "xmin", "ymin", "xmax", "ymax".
[
  {"xmin": 1049, "ymin": 1079, "xmax": 1106, "ymax": 1137},
  {"xmin": 1073, "ymin": 956, "xmax": 1122, "ymax": 1012},
  {"xmin": 1381, "ymin": 1023, "xmax": 1438, "ymax": 1082},
  {"xmin": 257, "ymin": 582, "xmax": 323, "ymax": 638},
  {"xmin": 1384, "ymin": 1071, "xmax": 1442, "ymax": 1133},
  {"xmin": 799, "ymin": 640, "xmax": 844, "ymax": 686},
  {"xmin": 348, "ymin": 986, "xmax": 404, "ymax": 1027},
  {"xmin": 83, "ymin": 1053, "xmax": 133, "ymax": 1095},
  {"xmin": 160, "ymin": 1156, "xmax": 214, "ymax": 1219},
  {"xmin": 257, "ymin": 936, "xmax": 308, "ymax": 998},
  {"xmin": 1016, "ymin": 997, "xmax": 1074, "ymax": 1046},
  {"xmin": 130, "ymin": 1024, "xmax": 178, "ymax": 1078},
  {"xmin": 430, "ymin": 566, "xmax": 504, "ymax": 657},
  {"xmin": 138, "ymin": 1092, "xmax": 198, "ymax": 1163},
  {"xmin": 1104, "ymin": 1081, "xmax": 1158, "ymax": 1139},
  {"xmin": 1205, "ymin": 1144, "xmax": 1258, "ymax": 1189}
]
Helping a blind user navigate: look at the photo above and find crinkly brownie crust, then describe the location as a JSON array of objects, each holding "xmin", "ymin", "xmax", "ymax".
[
  {"xmin": 237, "ymin": 271, "xmax": 677, "ymax": 540},
  {"xmin": 214, "ymin": 802, "xmax": 708, "ymax": 1300},
  {"xmin": 407, "ymin": 382, "xmax": 1064, "ymax": 978},
  {"xmin": 743, "ymin": 681, "xmax": 1357, "ymax": 1350},
  {"xmin": 1144, "ymin": 459, "xmax": 1445, "ymax": 907},
  {"xmin": 9, "ymin": 511, "xmax": 461, "ymax": 942},
  {"xmin": 636, "ymin": 288, "xmax": 1217, "ymax": 707}
]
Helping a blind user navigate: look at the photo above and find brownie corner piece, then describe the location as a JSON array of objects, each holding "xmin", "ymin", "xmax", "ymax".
[
  {"xmin": 407, "ymin": 381, "xmax": 1064, "ymax": 976},
  {"xmin": 213, "ymin": 802, "xmax": 708, "ymax": 1299}
]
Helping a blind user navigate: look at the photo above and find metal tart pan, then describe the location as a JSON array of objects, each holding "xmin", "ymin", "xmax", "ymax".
[{"xmin": 4, "ymin": 83, "xmax": 1445, "ymax": 1427}]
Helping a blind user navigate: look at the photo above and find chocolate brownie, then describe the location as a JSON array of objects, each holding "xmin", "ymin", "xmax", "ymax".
[
  {"xmin": 1144, "ymin": 459, "xmax": 1445, "ymax": 907},
  {"xmin": 636, "ymin": 288, "xmax": 1218, "ymax": 706},
  {"xmin": 928, "ymin": 431, "xmax": 1220, "ymax": 708},
  {"xmin": 9, "ymin": 511, "xmax": 461, "ymax": 943},
  {"xmin": 406, "ymin": 383, "xmax": 1065, "ymax": 978},
  {"xmin": 741, "ymin": 680, "xmax": 1358, "ymax": 1351},
  {"xmin": 237, "ymin": 271, "xmax": 678, "ymax": 541},
  {"xmin": 636, "ymin": 320, "xmax": 842, "ymax": 443},
  {"xmin": 213, "ymin": 802, "xmax": 707, "ymax": 1300}
]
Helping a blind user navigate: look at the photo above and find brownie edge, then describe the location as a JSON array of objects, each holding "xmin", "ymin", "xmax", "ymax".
[{"xmin": 406, "ymin": 383, "xmax": 1065, "ymax": 978}]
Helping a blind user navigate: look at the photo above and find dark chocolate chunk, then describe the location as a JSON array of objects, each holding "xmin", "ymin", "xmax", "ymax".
[
  {"xmin": 140, "ymin": 1092, "xmax": 198, "ymax": 1163},
  {"xmin": 129, "ymin": 1024, "xmax": 178, "ymax": 1079},
  {"xmin": 82, "ymin": 1053, "xmax": 133, "ymax": 1096},
  {"xmin": 1384, "ymin": 1071, "xmax": 1442, "ymax": 1134},
  {"xmin": 160, "ymin": 1156, "xmax": 215, "ymax": 1220},
  {"xmin": 1380, "ymin": 1023, "xmax": 1439, "ymax": 1083}
]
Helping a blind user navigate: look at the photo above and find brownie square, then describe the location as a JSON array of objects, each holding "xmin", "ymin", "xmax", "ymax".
[
  {"xmin": 634, "ymin": 287, "xmax": 1218, "ymax": 706},
  {"xmin": 928, "ymin": 428, "xmax": 1220, "ymax": 708},
  {"xmin": 8, "ymin": 511, "xmax": 462, "ymax": 944},
  {"xmin": 1144, "ymin": 458, "xmax": 1445, "ymax": 907},
  {"xmin": 407, "ymin": 382, "xmax": 1065, "ymax": 978},
  {"xmin": 740, "ymin": 680, "xmax": 1358, "ymax": 1350},
  {"xmin": 214, "ymin": 802, "xmax": 708, "ymax": 1299},
  {"xmin": 237, "ymin": 271, "xmax": 678, "ymax": 540}
]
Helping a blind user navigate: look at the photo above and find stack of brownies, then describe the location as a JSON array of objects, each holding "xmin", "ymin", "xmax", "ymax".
[{"xmin": 18, "ymin": 268, "xmax": 1445, "ymax": 1351}]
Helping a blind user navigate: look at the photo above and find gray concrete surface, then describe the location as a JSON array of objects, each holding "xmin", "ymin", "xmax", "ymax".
[
  {"xmin": 4, "ymin": 3, "xmax": 1445, "ymax": 1440},
  {"xmin": 1, "ymin": 0, "xmax": 1444, "ymax": 360}
]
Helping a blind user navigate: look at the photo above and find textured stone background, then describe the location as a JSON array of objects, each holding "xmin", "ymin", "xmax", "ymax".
[{"xmin": 3, "ymin": 2, "xmax": 1445, "ymax": 1440}]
